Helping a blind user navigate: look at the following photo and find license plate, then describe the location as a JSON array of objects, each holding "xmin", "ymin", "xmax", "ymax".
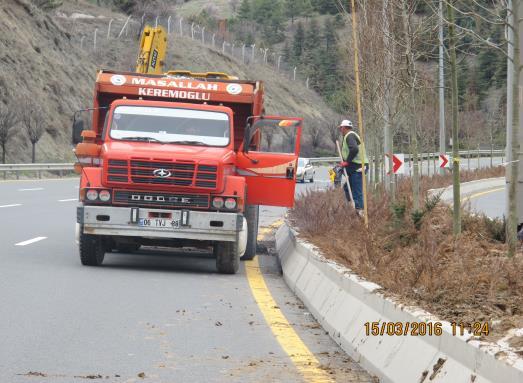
[{"xmin": 139, "ymin": 218, "xmax": 180, "ymax": 229}]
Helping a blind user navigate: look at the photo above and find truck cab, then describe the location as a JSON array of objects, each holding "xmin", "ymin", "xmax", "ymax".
[{"xmin": 74, "ymin": 70, "xmax": 301, "ymax": 274}]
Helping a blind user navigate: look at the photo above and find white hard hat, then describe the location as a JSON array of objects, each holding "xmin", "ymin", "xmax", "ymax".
[{"xmin": 339, "ymin": 119, "xmax": 353, "ymax": 128}]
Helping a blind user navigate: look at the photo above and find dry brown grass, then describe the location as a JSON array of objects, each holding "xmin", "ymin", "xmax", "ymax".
[{"xmin": 289, "ymin": 166, "xmax": 523, "ymax": 338}]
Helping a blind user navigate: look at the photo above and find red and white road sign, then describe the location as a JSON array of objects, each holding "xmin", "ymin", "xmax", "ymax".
[
  {"xmin": 439, "ymin": 154, "xmax": 449, "ymax": 168},
  {"xmin": 385, "ymin": 153, "xmax": 405, "ymax": 175}
]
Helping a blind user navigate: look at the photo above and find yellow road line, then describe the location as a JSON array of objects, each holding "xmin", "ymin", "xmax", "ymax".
[
  {"xmin": 463, "ymin": 187, "xmax": 504, "ymax": 202},
  {"xmin": 257, "ymin": 219, "xmax": 285, "ymax": 241},
  {"xmin": 245, "ymin": 256, "xmax": 334, "ymax": 383}
]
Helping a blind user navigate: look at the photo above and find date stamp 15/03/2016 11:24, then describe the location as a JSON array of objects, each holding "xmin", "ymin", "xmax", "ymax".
[{"xmin": 364, "ymin": 321, "xmax": 490, "ymax": 337}]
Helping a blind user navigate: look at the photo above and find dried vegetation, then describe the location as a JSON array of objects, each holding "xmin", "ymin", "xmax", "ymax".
[{"xmin": 289, "ymin": 167, "xmax": 523, "ymax": 338}]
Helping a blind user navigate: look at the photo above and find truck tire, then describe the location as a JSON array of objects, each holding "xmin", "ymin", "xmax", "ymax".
[
  {"xmin": 79, "ymin": 231, "xmax": 105, "ymax": 266},
  {"xmin": 241, "ymin": 205, "xmax": 259, "ymax": 261},
  {"xmin": 214, "ymin": 241, "xmax": 240, "ymax": 274}
]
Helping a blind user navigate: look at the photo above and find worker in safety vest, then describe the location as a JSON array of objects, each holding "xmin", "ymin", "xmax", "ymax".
[{"xmin": 338, "ymin": 119, "xmax": 368, "ymax": 213}]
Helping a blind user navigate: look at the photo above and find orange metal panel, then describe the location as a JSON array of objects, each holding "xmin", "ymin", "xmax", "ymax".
[{"xmin": 236, "ymin": 117, "xmax": 302, "ymax": 207}]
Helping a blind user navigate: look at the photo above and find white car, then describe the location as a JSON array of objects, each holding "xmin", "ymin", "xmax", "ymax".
[{"xmin": 296, "ymin": 158, "xmax": 315, "ymax": 183}]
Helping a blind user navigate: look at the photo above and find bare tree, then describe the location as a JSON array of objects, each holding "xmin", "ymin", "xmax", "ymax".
[
  {"xmin": 327, "ymin": 119, "xmax": 341, "ymax": 152},
  {"xmin": 21, "ymin": 100, "xmax": 45, "ymax": 163},
  {"xmin": 307, "ymin": 124, "xmax": 323, "ymax": 153},
  {"xmin": 0, "ymin": 102, "xmax": 19, "ymax": 164}
]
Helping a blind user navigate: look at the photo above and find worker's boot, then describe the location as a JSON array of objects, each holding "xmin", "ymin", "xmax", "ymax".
[{"xmin": 356, "ymin": 209, "xmax": 364, "ymax": 218}]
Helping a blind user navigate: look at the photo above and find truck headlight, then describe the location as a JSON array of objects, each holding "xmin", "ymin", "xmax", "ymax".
[
  {"xmin": 86, "ymin": 189, "xmax": 99, "ymax": 201},
  {"xmin": 98, "ymin": 190, "xmax": 111, "ymax": 202},
  {"xmin": 224, "ymin": 198, "xmax": 237, "ymax": 209},
  {"xmin": 212, "ymin": 197, "xmax": 224, "ymax": 208}
]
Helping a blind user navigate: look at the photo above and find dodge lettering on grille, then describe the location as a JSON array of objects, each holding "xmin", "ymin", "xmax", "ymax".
[{"xmin": 131, "ymin": 195, "xmax": 192, "ymax": 204}]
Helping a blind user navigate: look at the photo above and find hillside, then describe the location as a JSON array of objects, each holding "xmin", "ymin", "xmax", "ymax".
[{"xmin": 0, "ymin": 0, "xmax": 339, "ymax": 164}]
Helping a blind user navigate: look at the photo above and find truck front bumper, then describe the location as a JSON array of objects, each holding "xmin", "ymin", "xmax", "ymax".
[{"xmin": 77, "ymin": 205, "xmax": 243, "ymax": 242}]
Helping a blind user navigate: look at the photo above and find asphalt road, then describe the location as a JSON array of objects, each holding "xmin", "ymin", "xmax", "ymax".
[
  {"xmin": 0, "ymin": 173, "xmax": 371, "ymax": 383},
  {"xmin": 468, "ymin": 186, "xmax": 506, "ymax": 219}
]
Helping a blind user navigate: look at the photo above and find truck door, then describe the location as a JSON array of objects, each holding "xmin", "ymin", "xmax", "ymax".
[{"xmin": 236, "ymin": 117, "xmax": 302, "ymax": 207}]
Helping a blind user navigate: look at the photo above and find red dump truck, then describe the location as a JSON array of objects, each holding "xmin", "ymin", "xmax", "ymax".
[{"xmin": 73, "ymin": 70, "xmax": 302, "ymax": 274}]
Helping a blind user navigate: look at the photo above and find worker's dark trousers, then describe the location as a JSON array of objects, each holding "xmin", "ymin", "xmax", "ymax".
[{"xmin": 343, "ymin": 165, "xmax": 368, "ymax": 210}]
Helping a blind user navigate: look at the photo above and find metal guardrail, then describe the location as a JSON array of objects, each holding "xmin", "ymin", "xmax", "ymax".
[
  {"xmin": 308, "ymin": 150, "xmax": 505, "ymax": 164},
  {"xmin": 0, "ymin": 150, "xmax": 505, "ymax": 179},
  {"xmin": 0, "ymin": 163, "xmax": 74, "ymax": 179}
]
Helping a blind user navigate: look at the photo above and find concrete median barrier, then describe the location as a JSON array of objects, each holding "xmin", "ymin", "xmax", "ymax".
[{"xmin": 275, "ymin": 223, "xmax": 523, "ymax": 383}]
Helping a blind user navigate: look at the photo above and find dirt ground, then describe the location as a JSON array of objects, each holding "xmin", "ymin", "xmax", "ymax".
[{"xmin": 289, "ymin": 167, "xmax": 523, "ymax": 351}]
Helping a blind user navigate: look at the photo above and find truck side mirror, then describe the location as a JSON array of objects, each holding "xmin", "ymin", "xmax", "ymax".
[
  {"xmin": 243, "ymin": 123, "xmax": 251, "ymax": 153},
  {"xmin": 72, "ymin": 118, "xmax": 85, "ymax": 145}
]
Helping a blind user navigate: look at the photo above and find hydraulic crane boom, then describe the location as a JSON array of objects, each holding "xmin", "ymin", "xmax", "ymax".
[{"xmin": 136, "ymin": 25, "xmax": 167, "ymax": 74}]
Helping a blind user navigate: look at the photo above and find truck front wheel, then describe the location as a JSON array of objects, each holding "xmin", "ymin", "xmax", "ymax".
[
  {"xmin": 79, "ymin": 230, "xmax": 105, "ymax": 266},
  {"xmin": 214, "ymin": 241, "xmax": 240, "ymax": 274},
  {"xmin": 241, "ymin": 205, "xmax": 259, "ymax": 261}
]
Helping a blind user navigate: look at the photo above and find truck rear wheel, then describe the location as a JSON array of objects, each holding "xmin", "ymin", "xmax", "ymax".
[
  {"xmin": 79, "ymin": 231, "xmax": 105, "ymax": 266},
  {"xmin": 214, "ymin": 241, "xmax": 240, "ymax": 274},
  {"xmin": 241, "ymin": 205, "xmax": 259, "ymax": 261}
]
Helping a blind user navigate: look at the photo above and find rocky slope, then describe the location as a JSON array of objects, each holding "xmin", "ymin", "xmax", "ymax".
[{"xmin": 0, "ymin": 0, "xmax": 338, "ymax": 163}]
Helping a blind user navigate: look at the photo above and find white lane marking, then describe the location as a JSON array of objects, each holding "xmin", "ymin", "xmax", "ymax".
[
  {"xmin": 15, "ymin": 236, "xmax": 47, "ymax": 246},
  {"xmin": 18, "ymin": 188, "xmax": 44, "ymax": 191},
  {"xmin": 58, "ymin": 198, "xmax": 77, "ymax": 202},
  {"xmin": 0, "ymin": 204, "xmax": 22, "ymax": 208}
]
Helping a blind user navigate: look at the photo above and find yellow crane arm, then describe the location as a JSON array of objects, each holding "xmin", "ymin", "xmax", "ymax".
[{"xmin": 136, "ymin": 25, "xmax": 167, "ymax": 74}]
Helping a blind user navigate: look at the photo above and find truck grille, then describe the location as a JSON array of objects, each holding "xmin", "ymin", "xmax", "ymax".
[
  {"xmin": 108, "ymin": 159, "xmax": 129, "ymax": 183},
  {"xmin": 113, "ymin": 190, "xmax": 209, "ymax": 209},
  {"xmin": 106, "ymin": 159, "xmax": 218, "ymax": 189}
]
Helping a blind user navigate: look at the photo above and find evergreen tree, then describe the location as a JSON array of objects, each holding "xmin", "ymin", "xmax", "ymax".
[
  {"xmin": 302, "ymin": 19, "xmax": 322, "ymax": 89},
  {"xmin": 312, "ymin": 0, "xmax": 339, "ymax": 15},
  {"xmin": 238, "ymin": 0, "xmax": 252, "ymax": 20},
  {"xmin": 292, "ymin": 22, "xmax": 305, "ymax": 62},
  {"xmin": 320, "ymin": 19, "xmax": 339, "ymax": 96}
]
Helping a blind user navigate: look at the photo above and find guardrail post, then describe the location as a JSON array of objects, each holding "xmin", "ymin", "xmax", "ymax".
[
  {"xmin": 293, "ymin": 67, "xmax": 297, "ymax": 81},
  {"xmin": 202, "ymin": 27, "xmax": 205, "ymax": 44},
  {"xmin": 179, "ymin": 17, "xmax": 183, "ymax": 36},
  {"xmin": 212, "ymin": 34, "xmax": 216, "ymax": 48},
  {"xmin": 93, "ymin": 28, "xmax": 98, "ymax": 51},
  {"xmin": 191, "ymin": 23, "xmax": 195, "ymax": 39},
  {"xmin": 251, "ymin": 44, "xmax": 255, "ymax": 63},
  {"xmin": 477, "ymin": 145, "xmax": 481, "ymax": 169},
  {"xmin": 167, "ymin": 16, "xmax": 171, "ymax": 34}
]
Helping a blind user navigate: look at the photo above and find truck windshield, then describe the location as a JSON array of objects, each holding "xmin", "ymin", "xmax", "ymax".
[{"xmin": 109, "ymin": 106, "xmax": 230, "ymax": 146}]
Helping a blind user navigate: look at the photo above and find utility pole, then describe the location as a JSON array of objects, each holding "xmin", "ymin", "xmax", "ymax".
[
  {"xmin": 447, "ymin": 0, "xmax": 461, "ymax": 235},
  {"xmin": 383, "ymin": 0, "xmax": 394, "ymax": 196},
  {"xmin": 350, "ymin": 0, "xmax": 369, "ymax": 226},
  {"xmin": 506, "ymin": 0, "xmax": 522, "ymax": 256},
  {"xmin": 438, "ymin": 0, "xmax": 446, "ymax": 175}
]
